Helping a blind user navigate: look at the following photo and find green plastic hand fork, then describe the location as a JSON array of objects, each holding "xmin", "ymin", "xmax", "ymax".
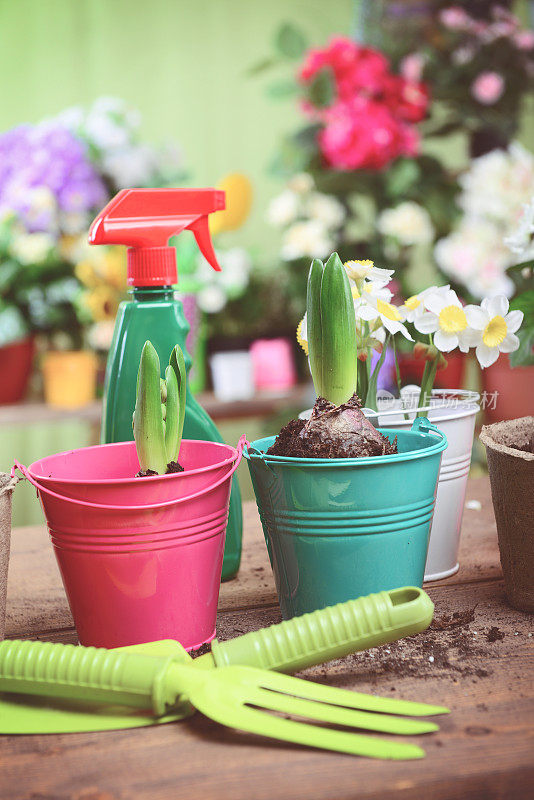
[{"xmin": 0, "ymin": 588, "xmax": 449, "ymax": 758}]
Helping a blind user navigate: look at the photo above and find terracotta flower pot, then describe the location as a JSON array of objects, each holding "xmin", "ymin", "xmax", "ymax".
[
  {"xmin": 480, "ymin": 417, "xmax": 534, "ymax": 614},
  {"xmin": 0, "ymin": 473, "xmax": 18, "ymax": 641},
  {"xmin": 398, "ymin": 351, "xmax": 466, "ymax": 390},
  {"xmin": 481, "ymin": 359, "xmax": 534, "ymax": 423},
  {"xmin": 42, "ymin": 351, "xmax": 98, "ymax": 409},
  {"xmin": 0, "ymin": 338, "xmax": 35, "ymax": 405}
]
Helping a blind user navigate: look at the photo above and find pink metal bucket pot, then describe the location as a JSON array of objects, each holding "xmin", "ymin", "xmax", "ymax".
[
  {"xmin": 27, "ymin": 439, "xmax": 236, "ymax": 506},
  {"xmin": 13, "ymin": 438, "xmax": 244, "ymax": 650}
]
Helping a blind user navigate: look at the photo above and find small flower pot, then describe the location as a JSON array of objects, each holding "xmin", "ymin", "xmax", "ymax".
[
  {"xmin": 244, "ymin": 419, "xmax": 446, "ymax": 619},
  {"xmin": 42, "ymin": 350, "xmax": 98, "ymax": 409},
  {"xmin": 0, "ymin": 474, "xmax": 18, "ymax": 641},
  {"xmin": 480, "ymin": 417, "xmax": 534, "ymax": 614},
  {"xmin": 481, "ymin": 359, "xmax": 534, "ymax": 424},
  {"xmin": 0, "ymin": 338, "xmax": 35, "ymax": 405},
  {"xmin": 14, "ymin": 438, "xmax": 244, "ymax": 649}
]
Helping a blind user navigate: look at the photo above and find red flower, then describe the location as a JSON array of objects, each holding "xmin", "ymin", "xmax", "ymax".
[
  {"xmin": 383, "ymin": 76, "xmax": 430, "ymax": 123},
  {"xmin": 299, "ymin": 36, "xmax": 390, "ymax": 104},
  {"xmin": 318, "ymin": 97, "xmax": 419, "ymax": 171},
  {"xmin": 298, "ymin": 35, "xmax": 429, "ymax": 172}
]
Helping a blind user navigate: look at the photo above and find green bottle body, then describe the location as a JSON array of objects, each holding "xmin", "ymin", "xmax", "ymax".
[{"xmin": 101, "ymin": 287, "xmax": 242, "ymax": 580}]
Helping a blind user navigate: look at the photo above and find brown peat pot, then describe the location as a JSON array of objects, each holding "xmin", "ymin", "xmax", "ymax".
[
  {"xmin": 480, "ymin": 417, "xmax": 534, "ymax": 614},
  {"xmin": 0, "ymin": 473, "xmax": 18, "ymax": 640}
]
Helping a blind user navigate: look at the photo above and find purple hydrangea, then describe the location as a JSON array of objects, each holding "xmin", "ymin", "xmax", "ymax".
[{"xmin": 0, "ymin": 122, "xmax": 107, "ymax": 233}]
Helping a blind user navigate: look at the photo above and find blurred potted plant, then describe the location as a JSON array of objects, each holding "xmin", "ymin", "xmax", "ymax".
[
  {"xmin": 176, "ymin": 173, "xmax": 254, "ymax": 393},
  {"xmin": 0, "ymin": 97, "xmax": 184, "ymax": 406}
]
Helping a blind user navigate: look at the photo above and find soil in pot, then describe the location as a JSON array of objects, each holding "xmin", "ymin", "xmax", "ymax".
[
  {"xmin": 137, "ymin": 460, "xmax": 184, "ymax": 478},
  {"xmin": 267, "ymin": 394, "xmax": 397, "ymax": 458}
]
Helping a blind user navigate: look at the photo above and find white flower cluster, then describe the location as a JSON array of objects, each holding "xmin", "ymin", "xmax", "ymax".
[
  {"xmin": 504, "ymin": 197, "xmax": 534, "ymax": 261},
  {"xmin": 435, "ymin": 143, "xmax": 534, "ymax": 299},
  {"xmin": 377, "ymin": 201, "xmax": 435, "ymax": 246},
  {"xmin": 195, "ymin": 247, "xmax": 252, "ymax": 314},
  {"xmin": 298, "ymin": 260, "xmax": 523, "ymax": 369},
  {"xmin": 267, "ymin": 173, "xmax": 346, "ymax": 261},
  {"xmin": 56, "ymin": 97, "xmax": 182, "ymax": 189}
]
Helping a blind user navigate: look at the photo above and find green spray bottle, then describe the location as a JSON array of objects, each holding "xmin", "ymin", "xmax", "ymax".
[{"xmin": 88, "ymin": 188, "xmax": 242, "ymax": 579}]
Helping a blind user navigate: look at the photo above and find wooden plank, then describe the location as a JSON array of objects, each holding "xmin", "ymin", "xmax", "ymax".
[{"xmin": 1, "ymin": 578, "xmax": 532, "ymax": 800}]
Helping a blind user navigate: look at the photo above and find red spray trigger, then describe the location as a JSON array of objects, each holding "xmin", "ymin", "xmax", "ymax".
[{"xmin": 88, "ymin": 188, "xmax": 225, "ymax": 286}]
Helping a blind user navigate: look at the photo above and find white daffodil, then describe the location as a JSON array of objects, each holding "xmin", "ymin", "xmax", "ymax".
[
  {"xmin": 344, "ymin": 259, "xmax": 394, "ymax": 286},
  {"xmin": 357, "ymin": 295, "xmax": 413, "ymax": 341},
  {"xmin": 464, "ymin": 296, "xmax": 523, "ymax": 368},
  {"xmin": 414, "ymin": 287, "xmax": 477, "ymax": 352},
  {"xmin": 401, "ymin": 285, "xmax": 449, "ymax": 323}
]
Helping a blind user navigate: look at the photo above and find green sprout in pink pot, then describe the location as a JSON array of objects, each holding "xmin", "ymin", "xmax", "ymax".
[{"xmin": 133, "ymin": 341, "xmax": 187, "ymax": 476}]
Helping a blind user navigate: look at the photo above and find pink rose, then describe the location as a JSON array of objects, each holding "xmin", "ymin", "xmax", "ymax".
[
  {"xmin": 514, "ymin": 30, "xmax": 534, "ymax": 50},
  {"xmin": 400, "ymin": 53, "xmax": 425, "ymax": 83},
  {"xmin": 439, "ymin": 6, "xmax": 471, "ymax": 30},
  {"xmin": 471, "ymin": 71, "xmax": 505, "ymax": 105},
  {"xmin": 318, "ymin": 98, "xmax": 419, "ymax": 171}
]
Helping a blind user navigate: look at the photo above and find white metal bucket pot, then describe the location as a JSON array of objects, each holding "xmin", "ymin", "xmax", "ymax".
[
  {"xmin": 299, "ymin": 389, "xmax": 479, "ymax": 581},
  {"xmin": 363, "ymin": 389, "xmax": 480, "ymax": 581}
]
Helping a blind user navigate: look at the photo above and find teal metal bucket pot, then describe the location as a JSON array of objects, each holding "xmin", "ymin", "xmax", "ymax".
[{"xmin": 244, "ymin": 418, "xmax": 447, "ymax": 618}]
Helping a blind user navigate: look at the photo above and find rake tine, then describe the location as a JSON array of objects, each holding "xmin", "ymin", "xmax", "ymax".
[
  {"xmin": 190, "ymin": 695, "xmax": 426, "ymax": 760},
  {"xmin": 245, "ymin": 685, "xmax": 439, "ymax": 735},
  {"xmin": 240, "ymin": 668, "xmax": 450, "ymax": 717}
]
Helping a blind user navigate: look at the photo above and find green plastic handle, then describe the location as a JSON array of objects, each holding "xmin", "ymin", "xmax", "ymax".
[
  {"xmin": 205, "ymin": 587, "xmax": 433, "ymax": 673},
  {"xmin": 0, "ymin": 639, "xmax": 183, "ymax": 714}
]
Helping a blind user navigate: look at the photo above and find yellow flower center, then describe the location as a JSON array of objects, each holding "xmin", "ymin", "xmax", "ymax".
[
  {"xmin": 405, "ymin": 295, "xmax": 421, "ymax": 310},
  {"xmin": 351, "ymin": 286, "xmax": 360, "ymax": 299},
  {"xmin": 377, "ymin": 298, "xmax": 402, "ymax": 321},
  {"xmin": 296, "ymin": 318, "xmax": 308, "ymax": 355},
  {"xmin": 345, "ymin": 259, "xmax": 374, "ymax": 270},
  {"xmin": 438, "ymin": 305, "xmax": 467, "ymax": 333},
  {"xmin": 483, "ymin": 315, "xmax": 507, "ymax": 347}
]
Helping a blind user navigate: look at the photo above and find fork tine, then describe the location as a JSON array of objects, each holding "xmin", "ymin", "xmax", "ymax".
[
  {"xmin": 244, "ymin": 684, "xmax": 439, "ymax": 735},
  {"xmin": 190, "ymin": 695, "xmax": 426, "ymax": 760},
  {"xmin": 238, "ymin": 668, "xmax": 449, "ymax": 717}
]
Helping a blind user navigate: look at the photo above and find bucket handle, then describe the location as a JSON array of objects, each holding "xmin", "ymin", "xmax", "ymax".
[
  {"xmin": 410, "ymin": 417, "xmax": 444, "ymax": 439},
  {"xmin": 12, "ymin": 435, "xmax": 246, "ymax": 512}
]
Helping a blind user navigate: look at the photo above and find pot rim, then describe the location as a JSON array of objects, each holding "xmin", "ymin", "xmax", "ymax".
[
  {"xmin": 480, "ymin": 417, "xmax": 534, "ymax": 462},
  {"xmin": 244, "ymin": 426, "xmax": 447, "ymax": 467},
  {"xmin": 28, "ymin": 439, "xmax": 238, "ymax": 486}
]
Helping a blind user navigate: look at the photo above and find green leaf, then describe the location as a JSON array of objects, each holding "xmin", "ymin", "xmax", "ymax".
[
  {"xmin": 247, "ymin": 57, "xmax": 276, "ymax": 77},
  {"xmin": 274, "ymin": 23, "xmax": 307, "ymax": 59},
  {"xmin": 509, "ymin": 326, "xmax": 534, "ymax": 367},
  {"xmin": 265, "ymin": 79, "xmax": 299, "ymax": 99},
  {"xmin": 307, "ymin": 67, "xmax": 335, "ymax": 109},
  {"xmin": 169, "ymin": 344, "xmax": 187, "ymax": 455},
  {"xmin": 133, "ymin": 341, "xmax": 167, "ymax": 474},
  {"xmin": 307, "ymin": 258, "xmax": 324, "ymax": 397},
  {"xmin": 164, "ymin": 365, "xmax": 180, "ymax": 463},
  {"xmin": 315, "ymin": 253, "xmax": 357, "ymax": 405},
  {"xmin": 386, "ymin": 159, "xmax": 421, "ymax": 198},
  {"xmin": 510, "ymin": 289, "xmax": 534, "ymax": 322}
]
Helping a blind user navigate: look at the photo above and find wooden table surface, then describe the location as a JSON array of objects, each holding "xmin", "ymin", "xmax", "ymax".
[{"xmin": 2, "ymin": 477, "xmax": 533, "ymax": 800}]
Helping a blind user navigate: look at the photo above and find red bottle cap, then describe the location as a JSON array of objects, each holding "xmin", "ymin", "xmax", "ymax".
[{"xmin": 88, "ymin": 188, "xmax": 225, "ymax": 286}]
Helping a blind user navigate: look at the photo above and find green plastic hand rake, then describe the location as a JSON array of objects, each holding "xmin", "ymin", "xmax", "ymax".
[{"xmin": 0, "ymin": 588, "xmax": 449, "ymax": 758}]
